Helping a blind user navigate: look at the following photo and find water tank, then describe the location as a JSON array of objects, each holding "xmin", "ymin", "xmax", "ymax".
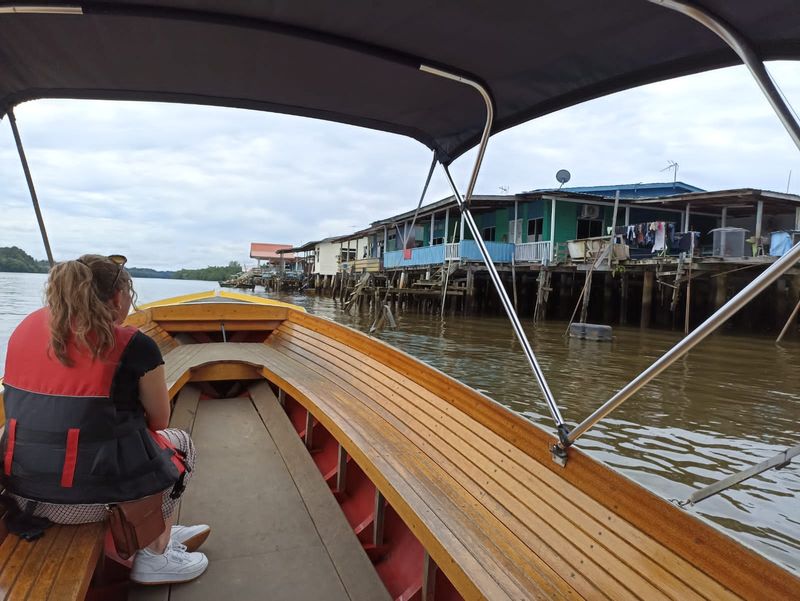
[{"xmin": 710, "ymin": 227, "xmax": 747, "ymax": 258}]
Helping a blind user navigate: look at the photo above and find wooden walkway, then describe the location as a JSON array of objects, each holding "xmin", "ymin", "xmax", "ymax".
[{"xmin": 131, "ymin": 382, "xmax": 387, "ymax": 601}]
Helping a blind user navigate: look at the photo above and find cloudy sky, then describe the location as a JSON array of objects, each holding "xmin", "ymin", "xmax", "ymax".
[{"xmin": 1, "ymin": 61, "xmax": 798, "ymax": 270}]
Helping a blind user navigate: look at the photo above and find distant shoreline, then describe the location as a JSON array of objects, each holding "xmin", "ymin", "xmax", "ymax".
[{"xmin": 0, "ymin": 247, "xmax": 242, "ymax": 282}]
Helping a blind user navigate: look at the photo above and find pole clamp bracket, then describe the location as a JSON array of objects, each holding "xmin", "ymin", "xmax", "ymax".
[{"xmin": 550, "ymin": 424, "xmax": 572, "ymax": 467}]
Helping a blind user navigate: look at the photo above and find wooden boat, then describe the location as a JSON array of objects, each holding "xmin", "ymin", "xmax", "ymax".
[
  {"xmin": 3, "ymin": 290, "xmax": 800, "ymax": 600},
  {"xmin": 1, "ymin": 2, "xmax": 800, "ymax": 599},
  {"xmin": 108, "ymin": 290, "xmax": 800, "ymax": 600}
]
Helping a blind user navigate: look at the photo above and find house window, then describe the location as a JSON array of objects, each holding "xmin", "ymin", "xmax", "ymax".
[
  {"xmin": 432, "ymin": 237, "xmax": 444, "ymax": 245},
  {"xmin": 482, "ymin": 226, "xmax": 496, "ymax": 242},
  {"xmin": 527, "ymin": 218, "xmax": 543, "ymax": 242},
  {"xmin": 576, "ymin": 219, "xmax": 603, "ymax": 239}
]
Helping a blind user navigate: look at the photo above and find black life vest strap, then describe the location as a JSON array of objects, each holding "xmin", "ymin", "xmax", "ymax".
[
  {"xmin": 0, "ymin": 486, "xmax": 53, "ymax": 542},
  {"xmin": 6, "ymin": 449, "xmax": 176, "ymax": 490},
  {"xmin": 10, "ymin": 420, "xmax": 146, "ymax": 445}
]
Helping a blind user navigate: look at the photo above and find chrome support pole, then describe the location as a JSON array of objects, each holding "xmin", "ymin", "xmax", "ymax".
[
  {"xmin": 442, "ymin": 165, "xmax": 566, "ymax": 434},
  {"xmin": 560, "ymin": 0, "xmax": 800, "ymax": 451},
  {"xmin": 419, "ymin": 63, "xmax": 567, "ymax": 439},
  {"xmin": 419, "ymin": 65, "xmax": 493, "ymax": 207},
  {"xmin": 648, "ymin": 0, "xmax": 800, "ymax": 153},
  {"xmin": 403, "ymin": 152, "xmax": 437, "ymax": 249},
  {"xmin": 7, "ymin": 107, "xmax": 54, "ymax": 266},
  {"xmin": 566, "ymin": 241, "xmax": 800, "ymax": 446}
]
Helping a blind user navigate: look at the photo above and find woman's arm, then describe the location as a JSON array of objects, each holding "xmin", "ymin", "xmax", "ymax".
[{"xmin": 139, "ymin": 365, "xmax": 171, "ymax": 430}]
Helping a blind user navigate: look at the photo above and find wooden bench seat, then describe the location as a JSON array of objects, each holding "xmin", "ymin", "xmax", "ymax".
[{"xmin": 0, "ymin": 520, "xmax": 105, "ymax": 601}]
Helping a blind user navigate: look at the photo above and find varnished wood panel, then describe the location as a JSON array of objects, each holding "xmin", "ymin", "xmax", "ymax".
[{"xmin": 151, "ymin": 304, "xmax": 288, "ymax": 323}]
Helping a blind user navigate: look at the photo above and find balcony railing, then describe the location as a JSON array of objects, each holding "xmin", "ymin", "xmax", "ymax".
[
  {"xmin": 384, "ymin": 244, "xmax": 445, "ymax": 268},
  {"xmin": 445, "ymin": 243, "xmax": 460, "ymax": 261},
  {"xmin": 514, "ymin": 241, "xmax": 552, "ymax": 263},
  {"xmin": 384, "ymin": 240, "xmax": 519, "ymax": 268}
]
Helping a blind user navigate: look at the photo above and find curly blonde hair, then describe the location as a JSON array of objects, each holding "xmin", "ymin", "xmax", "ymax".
[{"xmin": 45, "ymin": 254, "xmax": 135, "ymax": 366}]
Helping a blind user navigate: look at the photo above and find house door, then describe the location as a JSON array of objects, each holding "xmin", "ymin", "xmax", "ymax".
[{"xmin": 508, "ymin": 219, "xmax": 523, "ymax": 244}]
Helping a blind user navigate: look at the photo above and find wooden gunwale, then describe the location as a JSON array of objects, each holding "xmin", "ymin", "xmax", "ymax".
[
  {"xmin": 281, "ymin": 309, "xmax": 800, "ymax": 601},
  {"xmin": 142, "ymin": 302, "xmax": 800, "ymax": 601},
  {"xmin": 270, "ymin": 324, "xmax": 738, "ymax": 601}
]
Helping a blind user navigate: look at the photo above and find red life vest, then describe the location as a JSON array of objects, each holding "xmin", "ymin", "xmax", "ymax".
[{"xmin": 1, "ymin": 308, "xmax": 182, "ymax": 504}]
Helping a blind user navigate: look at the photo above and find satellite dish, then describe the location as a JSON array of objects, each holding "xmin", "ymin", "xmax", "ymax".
[{"xmin": 556, "ymin": 169, "xmax": 571, "ymax": 187}]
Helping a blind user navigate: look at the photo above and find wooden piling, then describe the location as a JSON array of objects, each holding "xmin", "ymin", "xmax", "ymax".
[
  {"xmin": 603, "ymin": 272, "xmax": 613, "ymax": 323},
  {"xmin": 465, "ymin": 268, "xmax": 475, "ymax": 313},
  {"xmin": 620, "ymin": 272, "xmax": 629, "ymax": 325},
  {"xmin": 714, "ymin": 271, "xmax": 728, "ymax": 310},
  {"xmin": 641, "ymin": 270, "xmax": 654, "ymax": 329},
  {"xmin": 579, "ymin": 270, "xmax": 592, "ymax": 324}
]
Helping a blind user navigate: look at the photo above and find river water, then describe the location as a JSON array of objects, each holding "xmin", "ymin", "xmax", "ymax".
[{"xmin": 1, "ymin": 272, "xmax": 798, "ymax": 573}]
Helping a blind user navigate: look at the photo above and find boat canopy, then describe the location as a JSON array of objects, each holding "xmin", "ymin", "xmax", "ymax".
[{"xmin": 1, "ymin": 1, "xmax": 798, "ymax": 164}]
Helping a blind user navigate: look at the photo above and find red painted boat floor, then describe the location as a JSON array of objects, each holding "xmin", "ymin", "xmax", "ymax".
[{"xmin": 130, "ymin": 384, "xmax": 389, "ymax": 601}]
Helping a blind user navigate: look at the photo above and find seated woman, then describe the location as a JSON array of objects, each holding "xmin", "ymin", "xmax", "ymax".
[{"xmin": 1, "ymin": 255, "xmax": 209, "ymax": 585}]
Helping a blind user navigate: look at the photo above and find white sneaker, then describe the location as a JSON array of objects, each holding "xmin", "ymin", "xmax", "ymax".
[
  {"xmin": 130, "ymin": 540, "xmax": 209, "ymax": 585},
  {"xmin": 171, "ymin": 524, "xmax": 211, "ymax": 552}
]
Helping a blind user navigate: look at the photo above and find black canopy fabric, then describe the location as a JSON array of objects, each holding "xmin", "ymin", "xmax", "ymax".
[{"xmin": 1, "ymin": 1, "xmax": 798, "ymax": 164}]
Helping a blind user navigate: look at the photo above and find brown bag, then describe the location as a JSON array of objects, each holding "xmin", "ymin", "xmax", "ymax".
[{"xmin": 107, "ymin": 494, "xmax": 165, "ymax": 559}]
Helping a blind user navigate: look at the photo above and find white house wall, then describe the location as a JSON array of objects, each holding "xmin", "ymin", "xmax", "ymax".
[{"xmin": 315, "ymin": 242, "xmax": 340, "ymax": 275}]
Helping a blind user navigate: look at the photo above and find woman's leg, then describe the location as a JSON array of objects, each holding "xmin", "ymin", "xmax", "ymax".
[
  {"xmin": 130, "ymin": 429, "xmax": 208, "ymax": 584},
  {"xmin": 144, "ymin": 428, "xmax": 205, "ymax": 554},
  {"xmin": 146, "ymin": 509, "xmax": 177, "ymax": 554}
]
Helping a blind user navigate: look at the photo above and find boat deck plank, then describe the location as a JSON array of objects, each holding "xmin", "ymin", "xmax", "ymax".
[{"xmin": 140, "ymin": 383, "xmax": 385, "ymax": 601}]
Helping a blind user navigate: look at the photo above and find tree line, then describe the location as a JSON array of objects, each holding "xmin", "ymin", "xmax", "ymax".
[{"xmin": 0, "ymin": 248, "xmax": 243, "ymax": 282}]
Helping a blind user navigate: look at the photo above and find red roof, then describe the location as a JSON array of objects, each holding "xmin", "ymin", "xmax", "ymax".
[{"xmin": 250, "ymin": 243, "xmax": 294, "ymax": 260}]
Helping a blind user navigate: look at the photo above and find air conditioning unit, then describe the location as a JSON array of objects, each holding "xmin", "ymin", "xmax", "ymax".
[{"xmin": 580, "ymin": 204, "xmax": 600, "ymax": 219}]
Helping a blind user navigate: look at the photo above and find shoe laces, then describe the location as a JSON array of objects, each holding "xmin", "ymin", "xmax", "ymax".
[{"xmin": 165, "ymin": 539, "xmax": 190, "ymax": 561}]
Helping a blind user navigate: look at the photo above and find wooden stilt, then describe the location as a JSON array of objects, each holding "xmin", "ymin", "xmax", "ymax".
[
  {"xmin": 620, "ymin": 272, "xmax": 629, "ymax": 325},
  {"xmin": 603, "ymin": 272, "xmax": 613, "ymax": 323},
  {"xmin": 579, "ymin": 270, "xmax": 593, "ymax": 324},
  {"xmin": 641, "ymin": 270, "xmax": 654, "ymax": 329},
  {"xmin": 465, "ymin": 267, "xmax": 475, "ymax": 313},
  {"xmin": 714, "ymin": 271, "xmax": 728, "ymax": 309},
  {"xmin": 777, "ymin": 295, "xmax": 800, "ymax": 343}
]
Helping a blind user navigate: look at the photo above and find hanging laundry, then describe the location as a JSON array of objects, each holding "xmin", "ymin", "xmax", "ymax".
[{"xmin": 652, "ymin": 221, "xmax": 666, "ymax": 251}]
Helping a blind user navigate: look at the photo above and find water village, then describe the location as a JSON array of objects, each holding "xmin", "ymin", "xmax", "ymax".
[{"xmin": 233, "ymin": 180, "xmax": 800, "ymax": 335}]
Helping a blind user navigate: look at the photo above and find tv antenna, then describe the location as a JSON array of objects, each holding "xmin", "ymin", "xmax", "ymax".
[
  {"xmin": 555, "ymin": 169, "xmax": 571, "ymax": 189},
  {"xmin": 661, "ymin": 160, "xmax": 679, "ymax": 185},
  {"xmin": 499, "ymin": 185, "xmax": 509, "ymax": 193}
]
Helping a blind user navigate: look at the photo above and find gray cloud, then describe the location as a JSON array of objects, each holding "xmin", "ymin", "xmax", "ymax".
[{"xmin": 1, "ymin": 62, "xmax": 798, "ymax": 269}]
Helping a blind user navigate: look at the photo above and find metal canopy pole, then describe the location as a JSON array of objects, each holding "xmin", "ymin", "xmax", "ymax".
[
  {"xmin": 403, "ymin": 152, "xmax": 437, "ymax": 250},
  {"xmin": 559, "ymin": 0, "xmax": 800, "ymax": 453},
  {"xmin": 647, "ymin": 0, "xmax": 800, "ymax": 153},
  {"xmin": 419, "ymin": 64, "xmax": 567, "ymax": 442},
  {"xmin": 7, "ymin": 107, "xmax": 54, "ymax": 267},
  {"xmin": 566, "ymin": 240, "xmax": 800, "ymax": 446},
  {"xmin": 441, "ymin": 167, "xmax": 567, "ymax": 438}
]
